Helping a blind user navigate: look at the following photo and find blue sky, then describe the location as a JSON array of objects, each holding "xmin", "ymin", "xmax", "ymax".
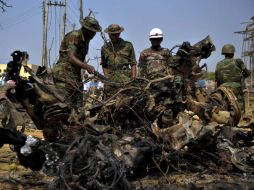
[{"xmin": 0, "ymin": 0, "xmax": 253, "ymax": 72}]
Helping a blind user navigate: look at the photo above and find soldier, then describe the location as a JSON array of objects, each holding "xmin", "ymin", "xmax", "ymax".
[
  {"xmin": 101, "ymin": 24, "xmax": 137, "ymax": 97},
  {"xmin": 215, "ymin": 44, "xmax": 251, "ymax": 113},
  {"xmin": 52, "ymin": 16, "xmax": 101, "ymax": 109},
  {"xmin": 138, "ymin": 28, "xmax": 171, "ymax": 80}
]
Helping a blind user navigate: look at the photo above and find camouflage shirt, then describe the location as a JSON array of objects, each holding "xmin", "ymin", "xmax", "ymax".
[
  {"xmin": 53, "ymin": 29, "xmax": 90, "ymax": 82},
  {"xmin": 138, "ymin": 47, "xmax": 171, "ymax": 79},
  {"xmin": 215, "ymin": 58, "xmax": 247, "ymax": 88},
  {"xmin": 101, "ymin": 38, "xmax": 137, "ymax": 83}
]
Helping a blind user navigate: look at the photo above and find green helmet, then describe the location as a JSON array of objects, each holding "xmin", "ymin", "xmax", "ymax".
[
  {"xmin": 80, "ymin": 17, "xmax": 101, "ymax": 32},
  {"xmin": 221, "ymin": 44, "xmax": 235, "ymax": 54}
]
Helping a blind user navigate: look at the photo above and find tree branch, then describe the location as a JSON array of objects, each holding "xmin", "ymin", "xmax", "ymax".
[{"xmin": 0, "ymin": 0, "xmax": 12, "ymax": 12}]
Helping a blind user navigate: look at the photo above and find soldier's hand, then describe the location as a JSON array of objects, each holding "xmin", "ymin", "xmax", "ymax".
[
  {"xmin": 242, "ymin": 68, "xmax": 251, "ymax": 78},
  {"xmin": 6, "ymin": 80, "xmax": 16, "ymax": 87},
  {"xmin": 86, "ymin": 65, "xmax": 95, "ymax": 74}
]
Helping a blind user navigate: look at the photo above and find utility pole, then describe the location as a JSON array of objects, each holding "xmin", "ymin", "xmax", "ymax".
[
  {"xmin": 41, "ymin": 0, "xmax": 66, "ymax": 68},
  {"xmin": 42, "ymin": 0, "xmax": 49, "ymax": 67},
  {"xmin": 79, "ymin": 0, "xmax": 83, "ymax": 20},
  {"xmin": 61, "ymin": 0, "xmax": 67, "ymax": 42}
]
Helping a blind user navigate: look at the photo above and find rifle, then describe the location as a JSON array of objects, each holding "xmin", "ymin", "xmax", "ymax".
[{"xmin": 93, "ymin": 70, "xmax": 123, "ymax": 87}]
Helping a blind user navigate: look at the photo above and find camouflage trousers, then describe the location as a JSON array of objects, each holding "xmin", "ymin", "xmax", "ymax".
[
  {"xmin": 103, "ymin": 70, "xmax": 131, "ymax": 99},
  {"xmin": 226, "ymin": 86, "xmax": 247, "ymax": 113},
  {"xmin": 54, "ymin": 80, "xmax": 83, "ymax": 110}
]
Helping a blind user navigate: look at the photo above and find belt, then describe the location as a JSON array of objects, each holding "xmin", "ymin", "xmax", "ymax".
[{"xmin": 108, "ymin": 64, "xmax": 129, "ymax": 71}]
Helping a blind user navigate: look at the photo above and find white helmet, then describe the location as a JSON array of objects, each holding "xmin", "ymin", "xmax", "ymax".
[{"xmin": 149, "ymin": 28, "xmax": 163, "ymax": 39}]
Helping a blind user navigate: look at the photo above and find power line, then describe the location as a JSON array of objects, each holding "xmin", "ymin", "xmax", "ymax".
[
  {"xmin": 69, "ymin": 0, "xmax": 78, "ymax": 11},
  {"xmin": 1, "ymin": 8, "xmax": 41, "ymax": 30},
  {"xmin": 48, "ymin": 6, "xmax": 53, "ymax": 32},
  {"xmin": 1, "ymin": 4, "xmax": 40, "ymax": 23},
  {"xmin": 66, "ymin": 12, "xmax": 78, "ymax": 25},
  {"xmin": 67, "ymin": 4, "xmax": 79, "ymax": 20}
]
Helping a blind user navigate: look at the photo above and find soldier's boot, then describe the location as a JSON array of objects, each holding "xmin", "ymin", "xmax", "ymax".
[{"xmin": 243, "ymin": 88, "xmax": 251, "ymax": 114}]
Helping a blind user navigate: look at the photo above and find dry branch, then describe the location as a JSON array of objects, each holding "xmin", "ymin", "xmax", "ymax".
[{"xmin": 0, "ymin": 0, "xmax": 12, "ymax": 12}]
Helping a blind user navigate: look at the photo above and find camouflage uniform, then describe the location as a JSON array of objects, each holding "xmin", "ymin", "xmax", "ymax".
[
  {"xmin": 215, "ymin": 58, "xmax": 247, "ymax": 88},
  {"xmin": 101, "ymin": 24, "xmax": 137, "ymax": 96},
  {"xmin": 52, "ymin": 17, "xmax": 101, "ymax": 109},
  {"xmin": 215, "ymin": 58, "xmax": 249, "ymax": 111},
  {"xmin": 101, "ymin": 39, "xmax": 136, "ymax": 82},
  {"xmin": 52, "ymin": 29, "xmax": 88, "ymax": 108},
  {"xmin": 138, "ymin": 47, "xmax": 171, "ymax": 79}
]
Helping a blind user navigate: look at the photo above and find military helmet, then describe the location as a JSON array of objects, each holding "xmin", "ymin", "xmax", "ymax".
[
  {"xmin": 149, "ymin": 28, "xmax": 163, "ymax": 39},
  {"xmin": 80, "ymin": 16, "xmax": 101, "ymax": 32},
  {"xmin": 221, "ymin": 44, "xmax": 235, "ymax": 54},
  {"xmin": 104, "ymin": 24, "xmax": 124, "ymax": 34}
]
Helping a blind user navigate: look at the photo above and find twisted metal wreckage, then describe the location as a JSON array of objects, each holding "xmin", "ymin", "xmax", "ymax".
[{"xmin": 1, "ymin": 36, "xmax": 254, "ymax": 189}]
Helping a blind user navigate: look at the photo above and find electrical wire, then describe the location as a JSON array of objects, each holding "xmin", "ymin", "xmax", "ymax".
[
  {"xmin": 1, "ymin": 10, "xmax": 41, "ymax": 30},
  {"xmin": 67, "ymin": 5, "xmax": 79, "ymax": 21},
  {"xmin": 48, "ymin": 5, "xmax": 53, "ymax": 32},
  {"xmin": 0, "ymin": 4, "xmax": 41, "ymax": 30},
  {"xmin": 69, "ymin": 0, "xmax": 78, "ymax": 11}
]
